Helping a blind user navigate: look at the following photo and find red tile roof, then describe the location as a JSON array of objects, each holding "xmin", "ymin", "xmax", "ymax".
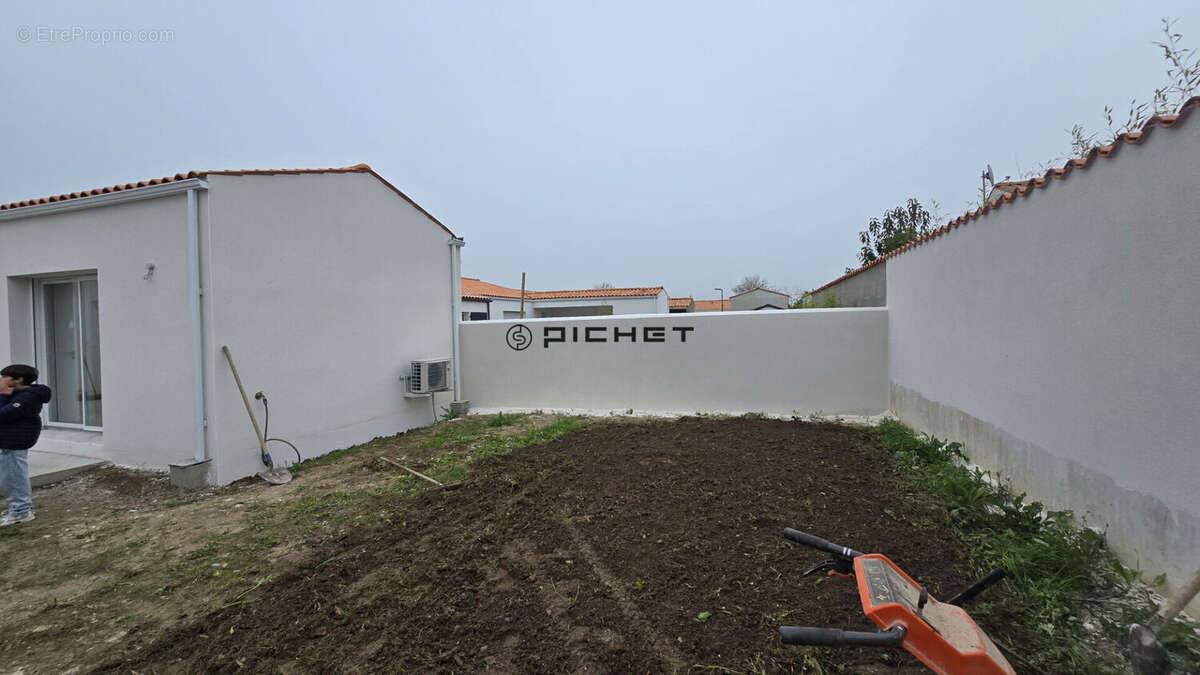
[
  {"xmin": 532, "ymin": 287, "xmax": 663, "ymax": 300},
  {"xmin": 669, "ymin": 297, "xmax": 694, "ymax": 309},
  {"xmin": 461, "ymin": 277, "xmax": 525, "ymax": 300},
  {"xmin": 0, "ymin": 163, "xmax": 456, "ymax": 236},
  {"xmin": 461, "ymin": 278, "xmax": 664, "ymax": 301},
  {"xmin": 810, "ymin": 96, "xmax": 1200, "ymax": 296},
  {"xmin": 693, "ymin": 299, "xmax": 731, "ymax": 311}
]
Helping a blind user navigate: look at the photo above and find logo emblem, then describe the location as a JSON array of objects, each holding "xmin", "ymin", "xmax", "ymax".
[{"xmin": 506, "ymin": 324, "xmax": 532, "ymax": 351}]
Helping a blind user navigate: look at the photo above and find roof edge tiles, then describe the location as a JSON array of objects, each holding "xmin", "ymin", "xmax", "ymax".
[
  {"xmin": 809, "ymin": 95, "xmax": 1200, "ymax": 296},
  {"xmin": 460, "ymin": 277, "xmax": 525, "ymax": 299},
  {"xmin": 530, "ymin": 286, "xmax": 664, "ymax": 300},
  {"xmin": 0, "ymin": 163, "xmax": 456, "ymax": 237},
  {"xmin": 729, "ymin": 286, "xmax": 788, "ymax": 299}
]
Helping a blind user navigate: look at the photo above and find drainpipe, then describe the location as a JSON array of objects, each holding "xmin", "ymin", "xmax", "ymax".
[
  {"xmin": 448, "ymin": 237, "xmax": 466, "ymax": 401},
  {"xmin": 188, "ymin": 188, "xmax": 208, "ymax": 462}
]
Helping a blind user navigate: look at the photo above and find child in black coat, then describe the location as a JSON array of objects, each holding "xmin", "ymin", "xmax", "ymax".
[{"xmin": 0, "ymin": 364, "xmax": 53, "ymax": 526}]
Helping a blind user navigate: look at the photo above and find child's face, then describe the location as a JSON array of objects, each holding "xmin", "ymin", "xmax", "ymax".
[{"xmin": 0, "ymin": 375, "xmax": 24, "ymax": 391}]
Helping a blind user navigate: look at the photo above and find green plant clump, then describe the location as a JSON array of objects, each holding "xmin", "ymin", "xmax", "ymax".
[{"xmin": 872, "ymin": 420, "xmax": 1200, "ymax": 673}]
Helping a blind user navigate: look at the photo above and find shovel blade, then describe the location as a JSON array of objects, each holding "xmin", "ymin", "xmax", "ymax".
[
  {"xmin": 1130, "ymin": 623, "xmax": 1171, "ymax": 675},
  {"xmin": 257, "ymin": 467, "xmax": 293, "ymax": 485}
]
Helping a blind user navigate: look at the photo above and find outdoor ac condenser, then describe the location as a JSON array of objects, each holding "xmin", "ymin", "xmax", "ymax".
[{"xmin": 408, "ymin": 358, "xmax": 452, "ymax": 395}]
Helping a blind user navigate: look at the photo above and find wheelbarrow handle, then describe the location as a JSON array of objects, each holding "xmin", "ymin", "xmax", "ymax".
[
  {"xmin": 783, "ymin": 528, "xmax": 864, "ymax": 559},
  {"xmin": 779, "ymin": 625, "xmax": 906, "ymax": 647}
]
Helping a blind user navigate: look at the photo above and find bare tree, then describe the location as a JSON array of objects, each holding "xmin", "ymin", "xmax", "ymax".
[{"xmin": 732, "ymin": 275, "xmax": 771, "ymax": 294}]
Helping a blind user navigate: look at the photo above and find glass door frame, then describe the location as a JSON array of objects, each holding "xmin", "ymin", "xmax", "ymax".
[{"xmin": 33, "ymin": 275, "xmax": 103, "ymax": 431}]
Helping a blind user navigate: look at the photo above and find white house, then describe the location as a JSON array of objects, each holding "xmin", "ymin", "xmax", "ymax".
[
  {"xmin": 729, "ymin": 287, "xmax": 790, "ymax": 310},
  {"xmin": 0, "ymin": 164, "xmax": 463, "ymax": 485},
  {"xmin": 461, "ymin": 278, "xmax": 669, "ymax": 318}
]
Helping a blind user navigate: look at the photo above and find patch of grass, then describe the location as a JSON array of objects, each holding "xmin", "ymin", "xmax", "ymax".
[
  {"xmin": 359, "ymin": 416, "xmax": 591, "ymax": 494},
  {"xmin": 290, "ymin": 444, "xmax": 365, "ymax": 474},
  {"xmin": 872, "ymin": 420, "xmax": 1200, "ymax": 673},
  {"xmin": 418, "ymin": 419, "xmax": 488, "ymax": 449},
  {"xmin": 486, "ymin": 412, "xmax": 525, "ymax": 427}
]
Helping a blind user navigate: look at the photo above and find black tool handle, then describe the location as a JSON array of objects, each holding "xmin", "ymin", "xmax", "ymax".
[
  {"xmin": 783, "ymin": 528, "xmax": 864, "ymax": 559},
  {"xmin": 779, "ymin": 625, "xmax": 906, "ymax": 647},
  {"xmin": 946, "ymin": 567, "xmax": 1008, "ymax": 606}
]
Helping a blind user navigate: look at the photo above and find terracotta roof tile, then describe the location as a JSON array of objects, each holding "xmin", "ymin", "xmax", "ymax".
[
  {"xmin": 0, "ymin": 163, "xmax": 456, "ymax": 237},
  {"xmin": 460, "ymin": 277, "xmax": 525, "ymax": 299},
  {"xmin": 669, "ymin": 297, "xmax": 693, "ymax": 309},
  {"xmin": 693, "ymin": 299, "xmax": 731, "ymax": 311},
  {"xmin": 809, "ymin": 96, "xmax": 1200, "ymax": 296},
  {"xmin": 531, "ymin": 287, "xmax": 663, "ymax": 300}
]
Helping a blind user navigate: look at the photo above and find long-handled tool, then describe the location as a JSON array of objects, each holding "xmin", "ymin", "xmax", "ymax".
[
  {"xmin": 378, "ymin": 456, "xmax": 463, "ymax": 490},
  {"xmin": 222, "ymin": 345, "xmax": 292, "ymax": 485},
  {"xmin": 1130, "ymin": 566, "xmax": 1200, "ymax": 675}
]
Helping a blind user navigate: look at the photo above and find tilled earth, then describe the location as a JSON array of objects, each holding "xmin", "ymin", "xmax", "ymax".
[{"xmin": 104, "ymin": 418, "xmax": 989, "ymax": 673}]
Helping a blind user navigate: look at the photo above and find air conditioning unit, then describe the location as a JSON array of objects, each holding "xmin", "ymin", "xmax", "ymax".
[{"xmin": 408, "ymin": 358, "xmax": 452, "ymax": 395}]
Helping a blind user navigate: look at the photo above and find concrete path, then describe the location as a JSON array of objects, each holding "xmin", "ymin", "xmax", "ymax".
[{"xmin": 28, "ymin": 449, "xmax": 108, "ymax": 487}]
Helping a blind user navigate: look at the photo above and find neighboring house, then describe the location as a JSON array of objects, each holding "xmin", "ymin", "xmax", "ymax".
[
  {"xmin": 461, "ymin": 278, "xmax": 669, "ymax": 318},
  {"xmin": 806, "ymin": 260, "xmax": 887, "ymax": 308},
  {"xmin": 808, "ymin": 180, "xmax": 1023, "ymax": 309},
  {"xmin": 668, "ymin": 297, "xmax": 694, "ymax": 313},
  {"xmin": 729, "ymin": 287, "xmax": 790, "ymax": 311},
  {"xmin": 0, "ymin": 164, "xmax": 463, "ymax": 486},
  {"xmin": 692, "ymin": 299, "xmax": 730, "ymax": 312}
]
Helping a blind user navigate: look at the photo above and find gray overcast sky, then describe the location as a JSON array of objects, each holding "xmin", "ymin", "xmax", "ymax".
[{"xmin": 2, "ymin": 2, "xmax": 1193, "ymax": 300}]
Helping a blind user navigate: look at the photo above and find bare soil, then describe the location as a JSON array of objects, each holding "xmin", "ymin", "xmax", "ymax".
[{"xmin": 0, "ymin": 416, "xmax": 1013, "ymax": 673}]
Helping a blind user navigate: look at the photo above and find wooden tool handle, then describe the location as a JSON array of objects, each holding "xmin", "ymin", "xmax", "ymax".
[
  {"xmin": 221, "ymin": 345, "xmax": 269, "ymax": 457},
  {"xmin": 1158, "ymin": 566, "xmax": 1200, "ymax": 625}
]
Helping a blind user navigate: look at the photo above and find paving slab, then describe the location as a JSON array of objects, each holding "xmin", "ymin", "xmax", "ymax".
[{"xmin": 28, "ymin": 449, "xmax": 108, "ymax": 487}]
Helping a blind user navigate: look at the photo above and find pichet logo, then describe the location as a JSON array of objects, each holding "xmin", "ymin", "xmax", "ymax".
[
  {"xmin": 505, "ymin": 324, "xmax": 696, "ymax": 349},
  {"xmin": 506, "ymin": 324, "xmax": 533, "ymax": 351}
]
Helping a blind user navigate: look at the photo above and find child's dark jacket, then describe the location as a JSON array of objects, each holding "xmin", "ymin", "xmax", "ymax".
[{"xmin": 0, "ymin": 385, "xmax": 53, "ymax": 450}]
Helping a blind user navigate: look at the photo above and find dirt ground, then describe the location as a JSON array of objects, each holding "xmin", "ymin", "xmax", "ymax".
[{"xmin": 1, "ymin": 416, "xmax": 1015, "ymax": 674}]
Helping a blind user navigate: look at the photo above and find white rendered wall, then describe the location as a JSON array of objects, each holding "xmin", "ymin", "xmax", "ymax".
[
  {"xmin": 489, "ymin": 297, "xmax": 525, "ymax": 319},
  {"xmin": 462, "ymin": 299, "xmax": 489, "ymax": 319},
  {"xmin": 202, "ymin": 173, "xmax": 455, "ymax": 484},
  {"xmin": 810, "ymin": 262, "xmax": 886, "ymax": 308},
  {"xmin": 461, "ymin": 309, "xmax": 887, "ymax": 416},
  {"xmin": 887, "ymin": 118, "xmax": 1200, "ymax": 605},
  {"xmin": 0, "ymin": 195, "xmax": 195, "ymax": 467}
]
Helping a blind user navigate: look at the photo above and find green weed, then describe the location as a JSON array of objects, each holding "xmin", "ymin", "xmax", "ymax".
[
  {"xmin": 486, "ymin": 412, "xmax": 524, "ymax": 427},
  {"xmin": 872, "ymin": 420, "xmax": 1200, "ymax": 673}
]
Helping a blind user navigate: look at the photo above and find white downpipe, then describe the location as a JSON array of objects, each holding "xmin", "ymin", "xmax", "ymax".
[
  {"xmin": 188, "ymin": 188, "xmax": 208, "ymax": 462},
  {"xmin": 448, "ymin": 237, "xmax": 465, "ymax": 400}
]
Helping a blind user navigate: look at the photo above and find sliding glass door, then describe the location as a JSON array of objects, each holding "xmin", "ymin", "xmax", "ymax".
[{"xmin": 36, "ymin": 277, "xmax": 103, "ymax": 429}]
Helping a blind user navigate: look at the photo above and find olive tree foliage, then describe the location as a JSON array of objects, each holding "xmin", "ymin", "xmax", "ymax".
[
  {"xmin": 1101, "ymin": 18, "xmax": 1199, "ymax": 141},
  {"xmin": 1047, "ymin": 18, "xmax": 1198, "ymax": 176},
  {"xmin": 1007, "ymin": 18, "xmax": 1198, "ymax": 184},
  {"xmin": 856, "ymin": 198, "xmax": 934, "ymax": 267}
]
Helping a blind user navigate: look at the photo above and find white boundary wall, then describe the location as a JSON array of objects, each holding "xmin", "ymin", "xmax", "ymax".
[
  {"xmin": 460, "ymin": 309, "xmax": 888, "ymax": 416},
  {"xmin": 887, "ymin": 116, "xmax": 1200, "ymax": 605}
]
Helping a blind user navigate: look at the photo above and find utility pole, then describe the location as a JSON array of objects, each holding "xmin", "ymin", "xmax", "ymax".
[
  {"xmin": 714, "ymin": 287, "xmax": 724, "ymax": 311},
  {"xmin": 519, "ymin": 272, "xmax": 526, "ymax": 319}
]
